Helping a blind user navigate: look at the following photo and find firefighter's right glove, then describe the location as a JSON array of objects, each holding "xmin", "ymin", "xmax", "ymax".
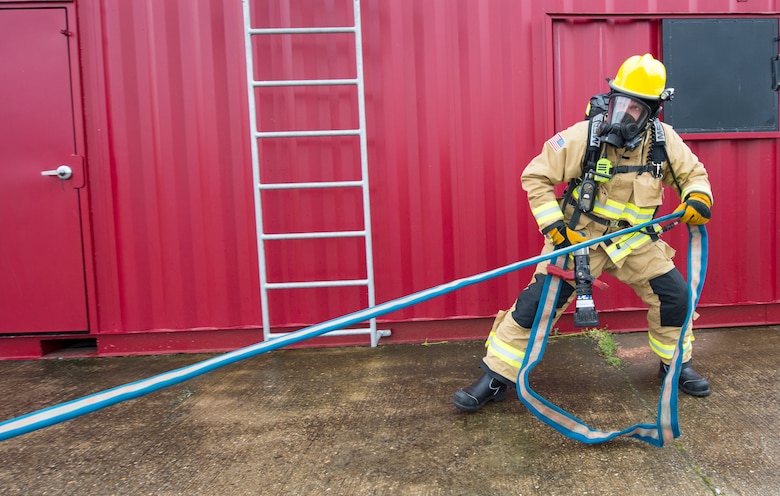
[
  {"xmin": 542, "ymin": 220, "xmax": 587, "ymax": 248},
  {"xmin": 674, "ymin": 192, "xmax": 712, "ymax": 225}
]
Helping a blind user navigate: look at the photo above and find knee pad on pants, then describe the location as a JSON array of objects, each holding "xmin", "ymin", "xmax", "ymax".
[
  {"xmin": 649, "ymin": 269, "xmax": 689, "ymax": 327},
  {"xmin": 511, "ymin": 274, "xmax": 575, "ymax": 328}
]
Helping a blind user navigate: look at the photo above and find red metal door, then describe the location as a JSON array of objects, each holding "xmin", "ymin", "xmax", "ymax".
[
  {"xmin": 0, "ymin": 7, "xmax": 87, "ymax": 334},
  {"xmin": 552, "ymin": 18, "xmax": 659, "ymax": 130}
]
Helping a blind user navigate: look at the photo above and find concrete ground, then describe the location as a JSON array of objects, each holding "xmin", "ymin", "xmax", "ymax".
[{"xmin": 0, "ymin": 326, "xmax": 777, "ymax": 496}]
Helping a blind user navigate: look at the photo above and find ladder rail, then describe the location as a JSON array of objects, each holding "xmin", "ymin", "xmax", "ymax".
[
  {"xmin": 242, "ymin": 0, "xmax": 388, "ymax": 346},
  {"xmin": 352, "ymin": 0, "xmax": 383, "ymax": 346},
  {"xmin": 242, "ymin": 0, "xmax": 273, "ymax": 340}
]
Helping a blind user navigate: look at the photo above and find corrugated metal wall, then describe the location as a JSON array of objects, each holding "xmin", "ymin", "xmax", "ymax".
[
  {"xmin": 75, "ymin": 0, "xmax": 779, "ymax": 343},
  {"xmin": 80, "ymin": 0, "xmax": 261, "ymax": 333},
  {"xmin": 360, "ymin": 0, "xmax": 539, "ymax": 322}
]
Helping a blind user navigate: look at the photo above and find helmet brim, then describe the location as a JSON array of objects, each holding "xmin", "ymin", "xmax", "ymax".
[{"xmin": 608, "ymin": 79, "xmax": 662, "ymax": 101}]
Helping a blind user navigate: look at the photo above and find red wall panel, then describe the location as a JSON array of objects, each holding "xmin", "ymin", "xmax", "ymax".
[
  {"xmin": 361, "ymin": 1, "xmax": 537, "ymax": 322},
  {"xmin": 79, "ymin": 0, "xmax": 261, "ymax": 333}
]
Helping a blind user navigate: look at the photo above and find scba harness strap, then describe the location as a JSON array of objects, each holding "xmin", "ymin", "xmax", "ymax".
[
  {"xmin": 515, "ymin": 223, "xmax": 708, "ymax": 447},
  {"xmin": 564, "ymin": 108, "xmax": 670, "ymax": 233}
]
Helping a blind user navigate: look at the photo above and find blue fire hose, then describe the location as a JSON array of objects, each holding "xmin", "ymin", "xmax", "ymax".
[
  {"xmin": 516, "ymin": 219, "xmax": 707, "ymax": 446},
  {"xmin": 0, "ymin": 212, "xmax": 693, "ymax": 443}
]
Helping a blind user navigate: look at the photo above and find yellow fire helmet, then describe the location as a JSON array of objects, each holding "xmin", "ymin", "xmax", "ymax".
[{"xmin": 608, "ymin": 54, "xmax": 666, "ymax": 100}]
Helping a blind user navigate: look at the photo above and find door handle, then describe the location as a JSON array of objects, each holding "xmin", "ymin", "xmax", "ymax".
[{"xmin": 41, "ymin": 165, "xmax": 73, "ymax": 180}]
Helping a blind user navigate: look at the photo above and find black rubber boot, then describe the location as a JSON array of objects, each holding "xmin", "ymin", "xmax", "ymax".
[
  {"xmin": 452, "ymin": 373, "xmax": 508, "ymax": 412},
  {"xmin": 658, "ymin": 360, "xmax": 711, "ymax": 397}
]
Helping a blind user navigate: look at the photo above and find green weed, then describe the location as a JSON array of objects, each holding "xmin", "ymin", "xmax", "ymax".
[{"xmin": 587, "ymin": 328, "xmax": 622, "ymax": 368}]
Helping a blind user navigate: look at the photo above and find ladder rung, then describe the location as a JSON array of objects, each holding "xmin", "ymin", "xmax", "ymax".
[
  {"xmin": 254, "ymin": 79, "xmax": 358, "ymax": 87},
  {"xmin": 267, "ymin": 328, "xmax": 391, "ymax": 339},
  {"xmin": 259, "ymin": 180, "xmax": 363, "ymax": 190},
  {"xmin": 263, "ymin": 231, "xmax": 366, "ymax": 240},
  {"xmin": 266, "ymin": 279, "xmax": 369, "ymax": 289},
  {"xmin": 250, "ymin": 27, "xmax": 355, "ymax": 35},
  {"xmin": 256, "ymin": 129, "xmax": 360, "ymax": 138}
]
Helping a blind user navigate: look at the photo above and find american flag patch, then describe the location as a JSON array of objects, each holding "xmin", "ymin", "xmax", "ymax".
[{"xmin": 547, "ymin": 133, "xmax": 565, "ymax": 152}]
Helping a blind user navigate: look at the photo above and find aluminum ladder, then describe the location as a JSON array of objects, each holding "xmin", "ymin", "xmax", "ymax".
[{"xmin": 241, "ymin": 0, "xmax": 389, "ymax": 346}]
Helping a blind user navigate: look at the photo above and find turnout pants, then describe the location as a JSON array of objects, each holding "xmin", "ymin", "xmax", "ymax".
[{"xmin": 483, "ymin": 238, "xmax": 694, "ymax": 384}]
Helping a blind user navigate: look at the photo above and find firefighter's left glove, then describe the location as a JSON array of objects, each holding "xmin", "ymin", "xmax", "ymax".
[
  {"xmin": 674, "ymin": 192, "xmax": 712, "ymax": 225},
  {"xmin": 542, "ymin": 220, "xmax": 587, "ymax": 248}
]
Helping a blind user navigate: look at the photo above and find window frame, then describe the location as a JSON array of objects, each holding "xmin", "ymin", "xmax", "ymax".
[{"xmin": 662, "ymin": 17, "xmax": 780, "ymax": 139}]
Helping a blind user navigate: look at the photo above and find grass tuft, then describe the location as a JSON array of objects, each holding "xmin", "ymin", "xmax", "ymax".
[{"xmin": 587, "ymin": 328, "xmax": 622, "ymax": 368}]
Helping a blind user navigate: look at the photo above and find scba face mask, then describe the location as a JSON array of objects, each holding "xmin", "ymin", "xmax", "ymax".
[{"xmin": 599, "ymin": 94, "xmax": 652, "ymax": 150}]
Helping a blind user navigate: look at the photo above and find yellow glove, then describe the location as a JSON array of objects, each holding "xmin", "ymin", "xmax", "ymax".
[
  {"xmin": 542, "ymin": 220, "xmax": 587, "ymax": 247},
  {"xmin": 674, "ymin": 192, "xmax": 712, "ymax": 225}
]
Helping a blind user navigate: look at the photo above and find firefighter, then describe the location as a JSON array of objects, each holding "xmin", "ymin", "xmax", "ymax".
[{"xmin": 453, "ymin": 54, "xmax": 714, "ymax": 413}]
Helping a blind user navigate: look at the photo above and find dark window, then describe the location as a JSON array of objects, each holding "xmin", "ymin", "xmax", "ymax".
[{"xmin": 662, "ymin": 18, "xmax": 779, "ymax": 134}]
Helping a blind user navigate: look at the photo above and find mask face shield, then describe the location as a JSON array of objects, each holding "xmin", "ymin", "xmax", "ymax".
[{"xmin": 600, "ymin": 94, "xmax": 652, "ymax": 149}]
